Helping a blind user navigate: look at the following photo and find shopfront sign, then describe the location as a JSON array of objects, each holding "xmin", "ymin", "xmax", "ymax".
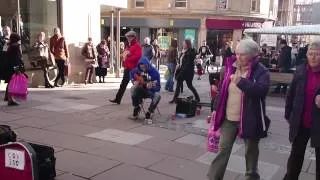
[
  {"xmin": 206, "ymin": 19, "xmax": 263, "ymax": 29},
  {"xmin": 184, "ymin": 29, "xmax": 196, "ymax": 44},
  {"xmin": 158, "ymin": 36, "xmax": 171, "ymax": 50}
]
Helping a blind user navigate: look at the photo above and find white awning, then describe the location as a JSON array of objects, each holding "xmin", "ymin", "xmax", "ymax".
[
  {"xmin": 244, "ymin": 24, "xmax": 320, "ymax": 35},
  {"xmin": 99, "ymin": 0, "xmax": 127, "ymax": 8}
]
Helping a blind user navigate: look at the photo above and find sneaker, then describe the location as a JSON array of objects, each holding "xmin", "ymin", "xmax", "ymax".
[
  {"xmin": 109, "ymin": 99, "xmax": 120, "ymax": 104},
  {"xmin": 145, "ymin": 112, "xmax": 153, "ymax": 125},
  {"xmin": 8, "ymin": 101, "xmax": 19, "ymax": 106}
]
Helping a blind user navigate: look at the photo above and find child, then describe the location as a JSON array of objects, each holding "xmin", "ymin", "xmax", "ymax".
[{"xmin": 196, "ymin": 57, "xmax": 203, "ymax": 80}]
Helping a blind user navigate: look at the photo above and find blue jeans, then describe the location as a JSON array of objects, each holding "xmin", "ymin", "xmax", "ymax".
[
  {"xmin": 131, "ymin": 85, "xmax": 161, "ymax": 113},
  {"xmin": 165, "ymin": 63, "xmax": 176, "ymax": 92}
]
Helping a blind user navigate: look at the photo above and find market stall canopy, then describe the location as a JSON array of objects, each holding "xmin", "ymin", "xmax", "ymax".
[
  {"xmin": 244, "ymin": 24, "xmax": 320, "ymax": 35},
  {"xmin": 100, "ymin": 0, "xmax": 127, "ymax": 8}
]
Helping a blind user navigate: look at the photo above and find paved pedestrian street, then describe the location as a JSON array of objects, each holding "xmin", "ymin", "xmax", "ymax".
[{"xmin": 0, "ymin": 75, "xmax": 316, "ymax": 180}]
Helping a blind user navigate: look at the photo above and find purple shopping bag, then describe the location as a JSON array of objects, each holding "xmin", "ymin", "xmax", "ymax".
[
  {"xmin": 8, "ymin": 73, "xmax": 28, "ymax": 100},
  {"xmin": 207, "ymin": 112, "xmax": 220, "ymax": 153}
]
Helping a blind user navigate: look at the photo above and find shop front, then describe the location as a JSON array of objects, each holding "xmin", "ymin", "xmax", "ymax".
[
  {"xmin": 205, "ymin": 19, "xmax": 263, "ymax": 54},
  {"xmin": 101, "ymin": 17, "xmax": 201, "ymax": 50}
]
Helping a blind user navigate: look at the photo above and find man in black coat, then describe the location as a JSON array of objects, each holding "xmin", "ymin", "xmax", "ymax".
[
  {"xmin": 274, "ymin": 39, "xmax": 292, "ymax": 93},
  {"xmin": 0, "ymin": 26, "xmax": 11, "ymax": 100},
  {"xmin": 284, "ymin": 40, "xmax": 320, "ymax": 179}
]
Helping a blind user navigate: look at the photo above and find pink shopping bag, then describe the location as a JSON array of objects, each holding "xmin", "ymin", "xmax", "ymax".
[
  {"xmin": 8, "ymin": 73, "xmax": 28, "ymax": 100},
  {"xmin": 207, "ymin": 112, "xmax": 220, "ymax": 153}
]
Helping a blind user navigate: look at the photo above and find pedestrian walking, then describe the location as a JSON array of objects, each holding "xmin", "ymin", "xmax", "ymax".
[
  {"xmin": 31, "ymin": 32, "xmax": 53, "ymax": 88},
  {"xmin": 142, "ymin": 37, "xmax": 155, "ymax": 62},
  {"xmin": 152, "ymin": 39, "xmax": 161, "ymax": 69},
  {"xmin": 0, "ymin": 26, "xmax": 11, "ymax": 89},
  {"xmin": 109, "ymin": 31, "xmax": 142, "ymax": 104},
  {"xmin": 207, "ymin": 38, "xmax": 270, "ymax": 180},
  {"xmin": 3, "ymin": 33, "xmax": 25, "ymax": 106},
  {"xmin": 50, "ymin": 27, "xmax": 69, "ymax": 87},
  {"xmin": 96, "ymin": 40, "xmax": 110, "ymax": 83},
  {"xmin": 81, "ymin": 37, "xmax": 96, "ymax": 84},
  {"xmin": 283, "ymin": 40, "xmax": 320, "ymax": 180},
  {"xmin": 165, "ymin": 39, "xmax": 178, "ymax": 92},
  {"xmin": 169, "ymin": 39, "xmax": 200, "ymax": 103}
]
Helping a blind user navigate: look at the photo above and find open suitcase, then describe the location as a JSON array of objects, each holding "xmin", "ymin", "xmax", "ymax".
[{"xmin": 0, "ymin": 142, "xmax": 39, "ymax": 180}]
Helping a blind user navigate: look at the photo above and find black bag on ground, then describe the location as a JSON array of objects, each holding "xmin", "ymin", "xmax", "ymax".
[
  {"xmin": 175, "ymin": 96, "xmax": 197, "ymax": 117},
  {"xmin": 29, "ymin": 143, "xmax": 56, "ymax": 180},
  {"xmin": 0, "ymin": 125, "xmax": 17, "ymax": 145}
]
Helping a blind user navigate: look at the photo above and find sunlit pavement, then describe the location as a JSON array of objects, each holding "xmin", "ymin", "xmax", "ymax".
[{"xmin": 0, "ymin": 72, "xmax": 316, "ymax": 180}]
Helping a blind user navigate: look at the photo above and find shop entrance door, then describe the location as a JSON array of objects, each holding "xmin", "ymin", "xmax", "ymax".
[{"xmin": 206, "ymin": 29, "xmax": 233, "ymax": 55}]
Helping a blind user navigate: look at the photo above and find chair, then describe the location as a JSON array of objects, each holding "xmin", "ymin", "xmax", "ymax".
[{"xmin": 140, "ymin": 98, "xmax": 161, "ymax": 116}]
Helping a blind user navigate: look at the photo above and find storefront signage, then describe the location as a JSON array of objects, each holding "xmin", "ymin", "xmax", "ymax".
[
  {"xmin": 158, "ymin": 36, "xmax": 171, "ymax": 50},
  {"xmin": 184, "ymin": 29, "xmax": 196, "ymax": 44},
  {"xmin": 206, "ymin": 19, "xmax": 263, "ymax": 29},
  {"xmin": 216, "ymin": 0, "xmax": 228, "ymax": 10}
]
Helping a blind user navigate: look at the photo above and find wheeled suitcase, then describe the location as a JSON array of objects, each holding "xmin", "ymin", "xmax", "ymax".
[
  {"xmin": 0, "ymin": 142, "xmax": 39, "ymax": 180},
  {"xmin": 175, "ymin": 96, "xmax": 197, "ymax": 117},
  {"xmin": 28, "ymin": 143, "xmax": 56, "ymax": 180}
]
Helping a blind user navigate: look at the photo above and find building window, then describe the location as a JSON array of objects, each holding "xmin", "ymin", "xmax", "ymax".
[
  {"xmin": 216, "ymin": 0, "xmax": 228, "ymax": 10},
  {"xmin": 175, "ymin": 0, "xmax": 187, "ymax": 8},
  {"xmin": 251, "ymin": 0, "xmax": 260, "ymax": 12},
  {"xmin": 135, "ymin": 0, "xmax": 145, "ymax": 8}
]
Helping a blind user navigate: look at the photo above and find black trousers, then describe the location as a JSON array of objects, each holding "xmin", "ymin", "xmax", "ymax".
[
  {"xmin": 284, "ymin": 127, "xmax": 320, "ymax": 180},
  {"xmin": 114, "ymin": 68, "xmax": 130, "ymax": 103},
  {"xmin": 174, "ymin": 78, "xmax": 200, "ymax": 101},
  {"xmin": 54, "ymin": 59, "xmax": 65, "ymax": 85}
]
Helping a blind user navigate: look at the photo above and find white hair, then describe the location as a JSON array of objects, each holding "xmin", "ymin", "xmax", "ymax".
[
  {"xmin": 236, "ymin": 38, "xmax": 259, "ymax": 57},
  {"xmin": 309, "ymin": 40, "xmax": 320, "ymax": 50},
  {"xmin": 144, "ymin": 37, "xmax": 151, "ymax": 44}
]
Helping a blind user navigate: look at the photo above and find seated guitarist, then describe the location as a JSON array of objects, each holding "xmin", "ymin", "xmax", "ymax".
[{"xmin": 129, "ymin": 57, "xmax": 161, "ymax": 123}]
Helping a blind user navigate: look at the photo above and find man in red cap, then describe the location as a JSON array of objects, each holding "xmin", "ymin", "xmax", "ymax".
[{"xmin": 109, "ymin": 31, "xmax": 142, "ymax": 104}]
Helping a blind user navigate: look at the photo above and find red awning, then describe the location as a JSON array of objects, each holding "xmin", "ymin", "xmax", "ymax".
[{"xmin": 206, "ymin": 19, "xmax": 263, "ymax": 29}]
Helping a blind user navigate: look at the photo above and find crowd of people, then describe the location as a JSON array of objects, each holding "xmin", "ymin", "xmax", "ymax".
[{"xmin": 1, "ymin": 25, "xmax": 320, "ymax": 179}]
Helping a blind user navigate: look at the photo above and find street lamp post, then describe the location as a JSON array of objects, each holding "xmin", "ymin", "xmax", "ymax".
[{"xmin": 116, "ymin": 8, "xmax": 121, "ymax": 78}]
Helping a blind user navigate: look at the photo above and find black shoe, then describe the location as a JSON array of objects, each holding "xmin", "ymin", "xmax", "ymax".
[
  {"xmin": 133, "ymin": 107, "xmax": 141, "ymax": 117},
  {"xmin": 145, "ymin": 112, "xmax": 153, "ymax": 125},
  {"xmin": 109, "ymin": 99, "xmax": 120, "ymax": 104},
  {"xmin": 8, "ymin": 101, "xmax": 19, "ymax": 106},
  {"xmin": 54, "ymin": 84, "xmax": 61, "ymax": 87},
  {"xmin": 169, "ymin": 99, "xmax": 177, "ymax": 104},
  {"xmin": 45, "ymin": 84, "xmax": 54, "ymax": 88}
]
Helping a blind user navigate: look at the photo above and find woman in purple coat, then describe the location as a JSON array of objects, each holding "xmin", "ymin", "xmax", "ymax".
[{"xmin": 208, "ymin": 38, "xmax": 270, "ymax": 180}]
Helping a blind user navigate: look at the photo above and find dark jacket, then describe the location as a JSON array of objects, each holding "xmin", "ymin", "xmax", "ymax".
[
  {"xmin": 123, "ymin": 38, "xmax": 142, "ymax": 70},
  {"xmin": 0, "ymin": 36, "xmax": 9, "ymax": 80},
  {"xmin": 49, "ymin": 35, "xmax": 69, "ymax": 61},
  {"xmin": 3, "ymin": 43, "xmax": 24, "ymax": 82},
  {"xmin": 213, "ymin": 57, "xmax": 270, "ymax": 139},
  {"xmin": 177, "ymin": 48, "xmax": 196, "ymax": 81},
  {"xmin": 278, "ymin": 46, "xmax": 292, "ymax": 72},
  {"xmin": 167, "ymin": 46, "xmax": 178, "ymax": 65},
  {"xmin": 130, "ymin": 57, "xmax": 161, "ymax": 93},
  {"xmin": 142, "ymin": 44, "xmax": 154, "ymax": 61},
  {"xmin": 285, "ymin": 64, "xmax": 320, "ymax": 147}
]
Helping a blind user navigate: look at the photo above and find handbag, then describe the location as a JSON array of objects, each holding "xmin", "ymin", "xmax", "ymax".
[
  {"xmin": 8, "ymin": 73, "xmax": 28, "ymax": 100},
  {"xmin": 207, "ymin": 111, "xmax": 220, "ymax": 153}
]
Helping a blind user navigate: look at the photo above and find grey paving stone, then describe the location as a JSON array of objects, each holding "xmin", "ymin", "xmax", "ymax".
[
  {"xmin": 149, "ymin": 156, "xmax": 209, "ymax": 180},
  {"xmin": 175, "ymin": 133, "xmax": 207, "ymax": 146},
  {"xmin": 82, "ymin": 118, "xmax": 142, "ymax": 130},
  {"xmin": 0, "ymin": 111, "xmax": 24, "ymax": 122},
  {"xmin": 55, "ymin": 173, "xmax": 88, "ymax": 180},
  {"xmin": 55, "ymin": 150, "xmax": 120, "ymax": 178},
  {"xmin": 86, "ymin": 129, "xmax": 153, "ymax": 145},
  {"xmin": 89, "ymin": 142, "xmax": 167, "ymax": 168},
  {"xmin": 192, "ymin": 119, "xmax": 209, "ymax": 130},
  {"xmin": 12, "ymin": 116, "xmax": 61, "ymax": 128},
  {"xmin": 138, "ymin": 138, "xmax": 206, "ymax": 160},
  {"xmin": 92, "ymin": 164, "xmax": 178, "ymax": 180},
  {"xmin": 129, "ymin": 126, "xmax": 187, "ymax": 140},
  {"xmin": 45, "ymin": 123, "xmax": 104, "ymax": 136}
]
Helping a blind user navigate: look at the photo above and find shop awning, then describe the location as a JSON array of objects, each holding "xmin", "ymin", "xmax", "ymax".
[{"xmin": 244, "ymin": 24, "xmax": 320, "ymax": 35}]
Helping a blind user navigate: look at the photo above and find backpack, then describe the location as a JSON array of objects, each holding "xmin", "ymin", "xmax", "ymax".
[{"xmin": 0, "ymin": 125, "xmax": 17, "ymax": 145}]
